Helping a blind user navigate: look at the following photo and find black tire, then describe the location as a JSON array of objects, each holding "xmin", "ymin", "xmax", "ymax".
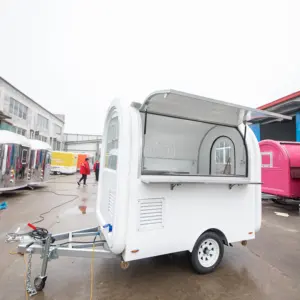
[
  {"xmin": 34, "ymin": 276, "xmax": 47, "ymax": 291},
  {"xmin": 272, "ymin": 199, "xmax": 285, "ymax": 205},
  {"xmin": 190, "ymin": 232, "xmax": 224, "ymax": 274}
]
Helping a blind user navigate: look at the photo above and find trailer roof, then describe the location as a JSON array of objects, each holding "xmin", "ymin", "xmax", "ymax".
[
  {"xmin": 29, "ymin": 139, "xmax": 52, "ymax": 151},
  {"xmin": 0, "ymin": 130, "xmax": 31, "ymax": 147},
  {"xmin": 139, "ymin": 90, "xmax": 291, "ymax": 127}
]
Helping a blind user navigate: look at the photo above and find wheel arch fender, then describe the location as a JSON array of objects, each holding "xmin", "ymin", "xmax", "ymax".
[{"xmin": 190, "ymin": 228, "xmax": 229, "ymax": 252}]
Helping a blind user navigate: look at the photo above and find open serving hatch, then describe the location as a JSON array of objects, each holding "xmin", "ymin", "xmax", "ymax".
[
  {"xmin": 139, "ymin": 90, "xmax": 292, "ymax": 127},
  {"xmin": 138, "ymin": 90, "xmax": 291, "ymax": 185}
]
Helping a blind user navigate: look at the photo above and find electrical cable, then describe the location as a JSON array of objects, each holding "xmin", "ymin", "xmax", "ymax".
[
  {"xmin": 28, "ymin": 190, "xmax": 79, "ymax": 225},
  {"xmin": 6, "ymin": 190, "xmax": 79, "ymax": 240},
  {"xmin": 5, "ymin": 189, "xmax": 80, "ymax": 225},
  {"xmin": 8, "ymin": 188, "xmax": 97, "ymax": 298}
]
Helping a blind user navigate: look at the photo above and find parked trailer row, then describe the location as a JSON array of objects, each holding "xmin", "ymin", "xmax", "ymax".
[{"xmin": 0, "ymin": 130, "xmax": 52, "ymax": 192}]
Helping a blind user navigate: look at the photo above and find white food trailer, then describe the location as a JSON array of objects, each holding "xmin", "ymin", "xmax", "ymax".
[{"xmin": 10, "ymin": 90, "xmax": 291, "ymax": 294}]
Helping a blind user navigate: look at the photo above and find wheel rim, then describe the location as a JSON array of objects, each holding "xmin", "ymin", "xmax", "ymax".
[{"xmin": 198, "ymin": 238, "xmax": 220, "ymax": 268}]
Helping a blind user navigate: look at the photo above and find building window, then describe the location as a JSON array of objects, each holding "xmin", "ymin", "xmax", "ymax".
[
  {"xmin": 35, "ymin": 134, "xmax": 47, "ymax": 142},
  {"xmin": 12, "ymin": 126, "xmax": 26, "ymax": 136},
  {"xmin": 54, "ymin": 124, "xmax": 62, "ymax": 134},
  {"xmin": 211, "ymin": 137, "xmax": 235, "ymax": 175},
  {"xmin": 9, "ymin": 98, "xmax": 28, "ymax": 120},
  {"xmin": 9, "ymin": 100, "xmax": 13, "ymax": 113},
  {"xmin": 37, "ymin": 114, "xmax": 49, "ymax": 130},
  {"xmin": 23, "ymin": 106, "xmax": 28, "ymax": 120},
  {"xmin": 105, "ymin": 112, "xmax": 119, "ymax": 170},
  {"xmin": 13, "ymin": 100, "xmax": 19, "ymax": 116}
]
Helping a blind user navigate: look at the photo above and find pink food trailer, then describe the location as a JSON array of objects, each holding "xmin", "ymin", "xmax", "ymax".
[{"xmin": 259, "ymin": 140, "xmax": 300, "ymax": 200}]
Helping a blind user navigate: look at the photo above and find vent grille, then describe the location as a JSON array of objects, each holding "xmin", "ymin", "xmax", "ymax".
[
  {"xmin": 108, "ymin": 190, "xmax": 115, "ymax": 216},
  {"xmin": 138, "ymin": 198, "xmax": 165, "ymax": 231}
]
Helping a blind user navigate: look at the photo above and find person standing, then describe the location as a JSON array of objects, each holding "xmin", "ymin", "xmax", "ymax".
[
  {"xmin": 77, "ymin": 158, "xmax": 90, "ymax": 186},
  {"xmin": 93, "ymin": 160, "xmax": 100, "ymax": 182}
]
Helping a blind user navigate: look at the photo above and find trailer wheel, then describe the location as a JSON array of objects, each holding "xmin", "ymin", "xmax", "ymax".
[
  {"xmin": 191, "ymin": 232, "xmax": 224, "ymax": 274},
  {"xmin": 34, "ymin": 276, "xmax": 47, "ymax": 291},
  {"xmin": 272, "ymin": 199, "xmax": 285, "ymax": 205}
]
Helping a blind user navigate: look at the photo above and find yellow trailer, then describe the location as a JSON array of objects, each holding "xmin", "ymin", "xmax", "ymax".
[{"xmin": 50, "ymin": 151, "xmax": 78, "ymax": 175}]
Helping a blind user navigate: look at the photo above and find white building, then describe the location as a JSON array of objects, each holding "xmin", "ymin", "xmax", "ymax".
[
  {"xmin": 64, "ymin": 133, "xmax": 102, "ymax": 159},
  {"xmin": 0, "ymin": 77, "xmax": 65, "ymax": 150}
]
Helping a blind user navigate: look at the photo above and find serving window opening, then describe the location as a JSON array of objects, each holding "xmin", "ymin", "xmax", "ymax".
[{"xmin": 141, "ymin": 113, "xmax": 247, "ymax": 177}]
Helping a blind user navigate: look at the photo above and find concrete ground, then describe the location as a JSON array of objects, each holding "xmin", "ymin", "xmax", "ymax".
[{"xmin": 0, "ymin": 175, "xmax": 300, "ymax": 300}]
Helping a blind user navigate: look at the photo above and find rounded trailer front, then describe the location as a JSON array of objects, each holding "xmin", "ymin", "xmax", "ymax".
[
  {"xmin": 28, "ymin": 140, "xmax": 52, "ymax": 186},
  {"xmin": 0, "ymin": 130, "xmax": 31, "ymax": 192}
]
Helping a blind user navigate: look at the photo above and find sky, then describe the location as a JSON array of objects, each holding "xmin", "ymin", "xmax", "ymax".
[{"xmin": 0, "ymin": 0, "xmax": 299, "ymax": 134}]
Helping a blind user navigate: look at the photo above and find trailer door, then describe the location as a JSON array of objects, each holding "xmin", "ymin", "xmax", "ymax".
[{"xmin": 100, "ymin": 110, "xmax": 119, "ymax": 238}]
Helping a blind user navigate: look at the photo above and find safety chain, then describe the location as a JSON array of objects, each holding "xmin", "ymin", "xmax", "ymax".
[{"xmin": 26, "ymin": 250, "xmax": 37, "ymax": 297}]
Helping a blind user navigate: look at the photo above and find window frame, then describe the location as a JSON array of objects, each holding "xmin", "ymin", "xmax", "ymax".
[
  {"xmin": 261, "ymin": 152, "xmax": 273, "ymax": 168},
  {"xmin": 38, "ymin": 114, "xmax": 49, "ymax": 130},
  {"xmin": 55, "ymin": 124, "xmax": 62, "ymax": 134},
  {"xmin": 140, "ymin": 111, "xmax": 248, "ymax": 178},
  {"xmin": 21, "ymin": 148, "xmax": 28, "ymax": 164},
  {"xmin": 209, "ymin": 136, "xmax": 237, "ymax": 176},
  {"xmin": 13, "ymin": 101, "xmax": 19, "ymax": 116},
  {"xmin": 46, "ymin": 151, "xmax": 51, "ymax": 165},
  {"xmin": 9, "ymin": 98, "xmax": 14, "ymax": 113},
  {"xmin": 22, "ymin": 106, "xmax": 28, "ymax": 120},
  {"xmin": 18, "ymin": 103, "xmax": 23, "ymax": 118},
  {"xmin": 9, "ymin": 98, "xmax": 28, "ymax": 120},
  {"xmin": 104, "ymin": 111, "xmax": 119, "ymax": 171}
]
